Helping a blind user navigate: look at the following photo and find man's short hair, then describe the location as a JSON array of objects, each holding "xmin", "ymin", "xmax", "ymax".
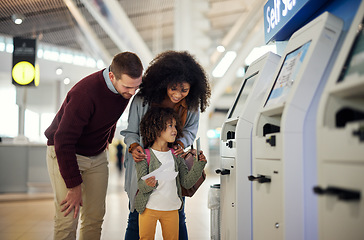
[{"xmin": 110, "ymin": 52, "xmax": 143, "ymax": 79}]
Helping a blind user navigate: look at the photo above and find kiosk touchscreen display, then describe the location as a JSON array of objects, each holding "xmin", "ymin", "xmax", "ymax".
[
  {"xmin": 264, "ymin": 41, "xmax": 311, "ymax": 107},
  {"xmin": 338, "ymin": 18, "xmax": 364, "ymax": 82},
  {"xmin": 228, "ymin": 72, "xmax": 258, "ymax": 119}
]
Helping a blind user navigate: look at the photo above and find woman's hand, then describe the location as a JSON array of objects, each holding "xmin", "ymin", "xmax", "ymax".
[
  {"xmin": 145, "ymin": 176, "xmax": 157, "ymax": 187},
  {"xmin": 132, "ymin": 145, "xmax": 147, "ymax": 162}
]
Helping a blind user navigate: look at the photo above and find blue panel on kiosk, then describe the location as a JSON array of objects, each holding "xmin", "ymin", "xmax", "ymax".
[
  {"xmin": 264, "ymin": 0, "xmax": 330, "ymax": 44},
  {"xmin": 313, "ymin": 0, "xmax": 363, "ymax": 33}
]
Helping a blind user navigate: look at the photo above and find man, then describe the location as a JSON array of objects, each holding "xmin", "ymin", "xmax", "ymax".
[{"xmin": 45, "ymin": 52, "xmax": 143, "ymax": 240}]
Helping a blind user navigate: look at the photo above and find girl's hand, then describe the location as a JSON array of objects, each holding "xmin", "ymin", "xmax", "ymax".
[
  {"xmin": 145, "ymin": 176, "xmax": 157, "ymax": 187},
  {"xmin": 198, "ymin": 150, "xmax": 207, "ymax": 162}
]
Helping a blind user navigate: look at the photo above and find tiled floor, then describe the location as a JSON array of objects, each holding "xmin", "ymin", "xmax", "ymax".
[{"xmin": 0, "ymin": 163, "xmax": 219, "ymax": 240}]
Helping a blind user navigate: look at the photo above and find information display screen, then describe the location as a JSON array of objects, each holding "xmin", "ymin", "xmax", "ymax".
[
  {"xmin": 264, "ymin": 41, "xmax": 311, "ymax": 107},
  {"xmin": 228, "ymin": 72, "xmax": 258, "ymax": 119},
  {"xmin": 338, "ymin": 18, "xmax": 364, "ymax": 82}
]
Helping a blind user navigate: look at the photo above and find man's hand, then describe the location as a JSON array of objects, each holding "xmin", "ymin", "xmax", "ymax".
[
  {"xmin": 60, "ymin": 184, "xmax": 82, "ymax": 219},
  {"xmin": 132, "ymin": 145, "xmax": 147, "ymax": 162}
]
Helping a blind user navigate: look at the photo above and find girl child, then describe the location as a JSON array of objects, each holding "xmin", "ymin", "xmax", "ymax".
[
  {"xmin": 121, "ymin": 50, "xmax": 211, "ymax": 239},
  {"xmin": 135, "ymin": 107, "xmax": 207, "ymax": 240}
]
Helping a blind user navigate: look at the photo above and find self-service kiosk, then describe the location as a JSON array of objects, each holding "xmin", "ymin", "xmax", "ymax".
[
  {"xmin": 219, "ymin": 52, "xmax": 280, "ymax": 240},
  {"xmin": 251, "ymin": 12, "xmax": 343, "ymax": 240},
  {"xmin": 314, "ymin": 2, "xmax": 364, "ymax": 240}
]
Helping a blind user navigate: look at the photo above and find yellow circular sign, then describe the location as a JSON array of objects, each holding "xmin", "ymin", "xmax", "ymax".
[
  {"xmin": 35, "ymin": 64, "xmax": 40, "ymax": 86},
  {"xmin": 12, "ymin": 61, "xmax": 35, "ymax": 85}
]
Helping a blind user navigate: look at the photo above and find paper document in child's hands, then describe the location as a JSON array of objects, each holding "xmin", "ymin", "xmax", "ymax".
[{"xmin": 141, "ymin": 161, "xmax": 177, "ymax": 181}]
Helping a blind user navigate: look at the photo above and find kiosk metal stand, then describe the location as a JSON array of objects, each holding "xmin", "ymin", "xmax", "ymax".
[
  {"xmin": 219, "ymin": 52, "xmax": 280, "ymax": 240},
  {"xmin": 251, "ymin": 12, "xmax": 343, "ymax": 240}
]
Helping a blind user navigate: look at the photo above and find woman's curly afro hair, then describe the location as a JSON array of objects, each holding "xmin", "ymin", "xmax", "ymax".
[
  {"xmin": 140, "ymin": 107, "xmax": 184, "ymax": 149},
  {"xmin": 138, "ymin": 51, "xmax": 211, "ymax": 112}
]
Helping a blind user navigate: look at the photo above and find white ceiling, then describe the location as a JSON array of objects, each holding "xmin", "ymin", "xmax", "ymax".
[{"xmin": 0, "ymin": 0, "xmax": 268, "ymax": 113}]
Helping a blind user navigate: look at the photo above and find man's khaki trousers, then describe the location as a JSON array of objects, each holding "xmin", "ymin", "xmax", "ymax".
[{"xmin": 47, "ymin": 146, "xmax": 109, "ymax": 240}]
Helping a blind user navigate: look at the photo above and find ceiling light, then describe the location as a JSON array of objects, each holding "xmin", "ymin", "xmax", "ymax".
[
  {"xmin": 12, "ymin": 14, "xmax": 25, "ymax": 25},
  {"xmin": 245, "ymin": 45, "xmax": 277, "ymax": 66},
  {"xmin": 217, "ymin": 45, "xmax": 225, "ymax": 52},
  {"xmin": 56, "ymin": 68, "xmax": 63, "ymax": 75},
  {"xmin": 236, "ymin": 67, "xmax": 246, "ymax": 78},
  {"xmin": 212, "ymin": 51, "xmax": 237, "ymax": 78},
  {"xmin": 64, "ymin": 77, "xmax": 70, "ymax": 85}
]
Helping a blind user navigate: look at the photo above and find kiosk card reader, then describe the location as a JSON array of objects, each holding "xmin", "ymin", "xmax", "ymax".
[
  {"xmin": 219, "ymin": 52, "xmax": 280, "ymax": 240},
  {"xmin": 315, "ymin": 2, "xmax": 364, "ymax": 239},
  {"xmin": 251, "ymin": 12, "xmax": 343, "ymax": 240}
]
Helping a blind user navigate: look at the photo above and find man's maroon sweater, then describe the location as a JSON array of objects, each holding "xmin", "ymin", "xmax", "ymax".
[{"xmin": 45, "ymin": 70, "xmax": 129, "ymax": 188}]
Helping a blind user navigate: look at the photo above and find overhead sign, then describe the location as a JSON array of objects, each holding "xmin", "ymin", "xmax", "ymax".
[
  {"xmin": 264, "ymin": 0, "xmax": 330, "ymax": 44},
  {"xmin": 12, "ymin": 37, "xmax": 38, "ymax": 86}
]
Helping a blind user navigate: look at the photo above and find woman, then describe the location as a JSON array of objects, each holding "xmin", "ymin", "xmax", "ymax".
[{"xmin": 121, "ymin": 50, "xmax": 211, "ymax": 240}]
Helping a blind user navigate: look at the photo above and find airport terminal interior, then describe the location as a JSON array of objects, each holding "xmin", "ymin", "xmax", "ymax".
[{"xmin": 1, "ymin": 0, "xmax": 364, "ymax": 239}]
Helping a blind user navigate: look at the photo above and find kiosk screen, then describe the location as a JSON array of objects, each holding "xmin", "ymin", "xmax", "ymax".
[
  {"xmin": 228, "ymin": 72, "xmax": 258, "ymax": 119},
  {"xmin": 338, "ymin": 18, "xmax": 364, "ymax": 82},
  {"xmin": 265, "ymin": 41, "xmax": 311, "ymax": 107}
]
